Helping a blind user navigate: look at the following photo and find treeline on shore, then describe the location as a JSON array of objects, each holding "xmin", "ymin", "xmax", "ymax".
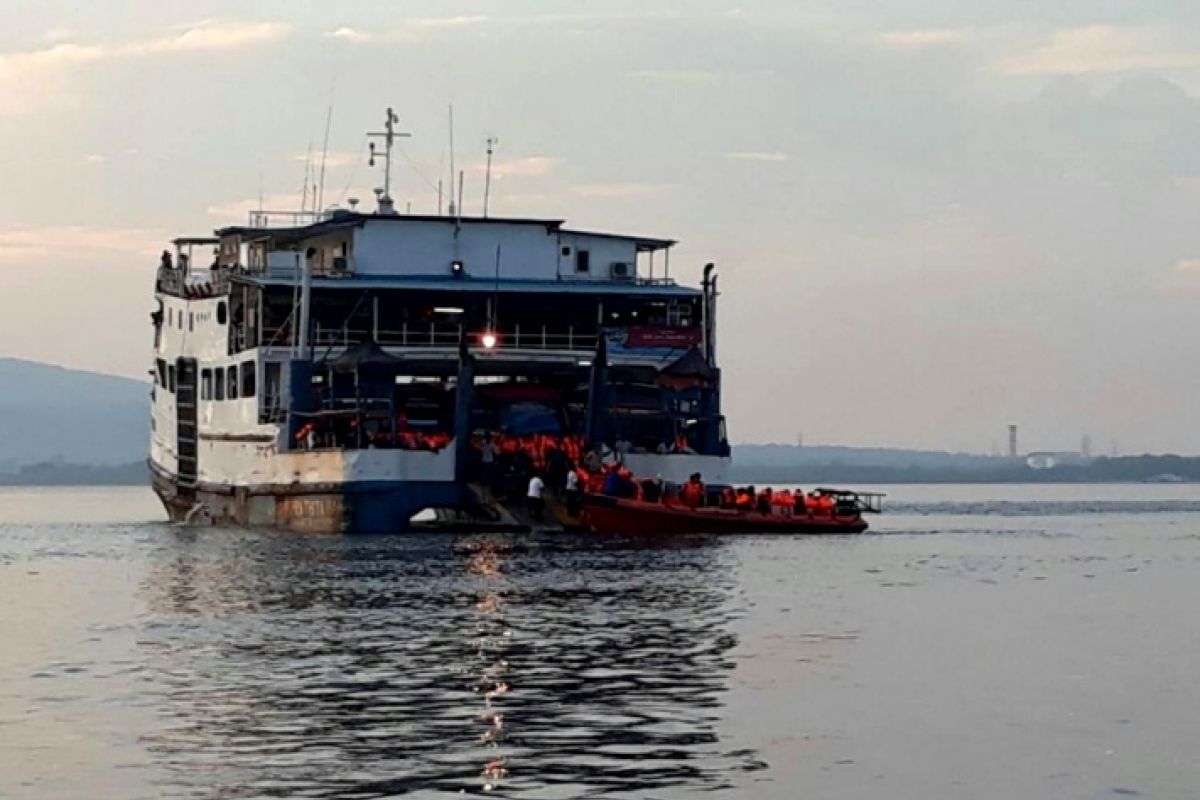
[
  {"xmin": 728, "ymin": 455, "xmax": 1200, "ymax": 484},
  {"xmin": 0, "ymin": 461, "xmax": 146, "ymax": 486}
]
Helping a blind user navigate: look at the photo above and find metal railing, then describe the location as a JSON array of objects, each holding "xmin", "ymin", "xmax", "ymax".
[
  {"xmin": 261, "ymin": 323, "xmax": 599, "ymax": 352},
  {"xmin": 156, "ymin": 266, "xmax": 231, "ymax": 297}
]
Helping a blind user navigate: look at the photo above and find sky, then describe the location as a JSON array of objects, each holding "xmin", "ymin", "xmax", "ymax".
[{"xmin": 0, "ymin": 1, "xmax": 1198, "ymax": 453}]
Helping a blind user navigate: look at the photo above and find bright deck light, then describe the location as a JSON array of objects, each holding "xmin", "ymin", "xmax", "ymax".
[
  {"xmin": 433, "ymin": 306, "xmax": 464, "ymax": 314},
  {"xmin": 481, "ymin": 332, "xmax": 498, "ymax": 349}
]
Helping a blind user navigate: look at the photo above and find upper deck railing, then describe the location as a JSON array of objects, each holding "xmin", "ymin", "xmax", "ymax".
[
  {"xmin": 156, "ymin": 266, "xmax": 231, "ymax": 297},
  {"xmin": 261, "ymin": 323, "xmax": 600, "ymax": 354}
]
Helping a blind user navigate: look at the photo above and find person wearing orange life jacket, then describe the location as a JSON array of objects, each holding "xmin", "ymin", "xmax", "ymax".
[
  {"xmin": 673, "ymin": 434, "xmax": 694, "ymax": 454},
  {"xmin": 721, "ymin": 487, "xmax": 737, "ymax": 509},
  {"xmin": 756, "ymin": 487, "xmax": 773, "ymax": 515},
  {"xmin": 773, "ymin": 489, "xmax": 794, "ymax": 516},
  {"xmin": 680, "ymin": 472, "xmax": 705, "ymax": 509},
  {"xmin": 735, "ymin": 486, "xmax": 755, "ymax": 511}
]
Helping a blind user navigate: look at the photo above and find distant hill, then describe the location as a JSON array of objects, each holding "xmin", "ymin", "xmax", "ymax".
[
  {"xmin": 0, "ymin": 359, "xmax": 149, "ymax": 470},
  {"xmin": 733, "ymin": 443, "xmax": 1002, "ymax": 469}
]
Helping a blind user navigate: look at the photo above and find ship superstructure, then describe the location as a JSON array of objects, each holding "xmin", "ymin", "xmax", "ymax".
[{"xmin": 149, "ymin": 118, "xmax": 728, "ymax": 532}]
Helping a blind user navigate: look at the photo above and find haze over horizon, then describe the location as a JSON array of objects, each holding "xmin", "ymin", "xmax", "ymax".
[{"xmin": 1, "ymin": 1, "xmax": 1198, "ymax": 453}]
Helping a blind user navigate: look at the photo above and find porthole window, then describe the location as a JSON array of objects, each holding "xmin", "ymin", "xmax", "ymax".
[{"xmin": 217, "ymin": 301, "xmax": 227, "ymax": 325}]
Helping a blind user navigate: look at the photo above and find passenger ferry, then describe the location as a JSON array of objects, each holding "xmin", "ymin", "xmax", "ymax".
[{"xmin": 148, "ymin": 112, "xmax": 729, "ymax": 532}]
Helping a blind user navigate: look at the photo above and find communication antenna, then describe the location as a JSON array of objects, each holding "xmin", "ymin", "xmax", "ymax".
[
  {"xmin": 457, "ymin": 169, "xmax": 464, "ymax": 225},
  {"xmin": 367, "ymin": 107, "xmax": 411, "ymax": 214},
  {"xmin": 299, "ymin": 141, "xmax": 313, "ymax": 214},
  {"xmin": 316, "ymin": 105, "xmax": 334, "ymax": 215},
  {"xmin": 447, "ymin": 104, "xmax": 457, "ymax": 217},
  {"xmin": 483, "ymin": 136, "xmax": 498, "ymax": 218}
]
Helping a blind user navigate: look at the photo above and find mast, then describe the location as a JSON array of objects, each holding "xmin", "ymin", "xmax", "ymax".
[
  {"xmin": 367, "ymin": 107, "xmax": 411, "ymax": 215},
  {"xmin": 447, "ymin": 104, "xmax": 457, "ymax": 217},
  {"xmin": 483, "ymin": 136, "xmax": 497, "ymax": 218}
]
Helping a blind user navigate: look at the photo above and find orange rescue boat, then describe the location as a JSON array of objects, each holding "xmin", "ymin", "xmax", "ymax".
[{"xmin": 580, "ymin": 489, "xmax": 882, "ymax": 535}]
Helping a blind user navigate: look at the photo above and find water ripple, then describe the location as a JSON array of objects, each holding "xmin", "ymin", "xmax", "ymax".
[{"xmin": 137, "ymin": 532, "xmax": 761, "ymax": 797}]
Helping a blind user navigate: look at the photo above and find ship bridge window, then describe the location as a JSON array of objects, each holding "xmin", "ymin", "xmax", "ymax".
[
  {"xmin": 226, "ymin": 366, "xmax": 239, "ymax": 400},
  {"xmin": 217, "ymin": 301, "xmax": 227, "ymax": 325},
  {"xmin": 214, "ymin": 368, "xmax": 225, "ymax": 401},
  {"xmin": 240, "ymin": 362, "xmax": 256, "ymax": 398},
  {"xmin": 168, "ymin": 364, "xmax": 177, "ymax": 393},
  {"xmin": 201, "ymin": 369, "xmax": 212, "ymax": 400}
]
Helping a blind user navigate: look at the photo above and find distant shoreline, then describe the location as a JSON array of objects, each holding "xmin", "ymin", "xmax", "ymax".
[{"xmin": 3, "ymin": 456, "xmax": 1198, "ymax": 487}]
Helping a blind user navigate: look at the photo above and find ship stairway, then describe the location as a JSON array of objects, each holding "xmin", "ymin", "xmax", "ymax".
[
  {"xmin": 175, "ymin": 358, "xmax": 199, "ymax": 487},
  {"xmin": 465, "ymin": 484, "xmax": 587, "ymax": 534}
]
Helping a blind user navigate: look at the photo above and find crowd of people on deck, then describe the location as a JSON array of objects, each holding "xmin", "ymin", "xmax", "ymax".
[
  {"xmin": 294, "ymin": 415, "xmax": 453, "ymax": 451},
  {"xmin": 591, "ymin": 467, "xmax": 842, "ymax": 517},
  {"xmin": 291, "ymin": 419, "xmax": 838, "ymax": 522}
]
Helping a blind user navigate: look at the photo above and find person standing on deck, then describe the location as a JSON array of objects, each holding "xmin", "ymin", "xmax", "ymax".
[
  {"xmin": 526, "ymin": 473, "xmax": 545, "ymax": 522},
  {"xmin": 564, "ymin": 469, "xmax": 581, "ymax": 517},
  {"xmin": 480, "ymin": 434, "xmax": 497, "ymax": 488}
]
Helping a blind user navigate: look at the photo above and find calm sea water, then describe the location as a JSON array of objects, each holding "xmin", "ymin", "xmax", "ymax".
[{"xmin": 2, "ymin": 484, "xmax": 1198, "ymax": 799}]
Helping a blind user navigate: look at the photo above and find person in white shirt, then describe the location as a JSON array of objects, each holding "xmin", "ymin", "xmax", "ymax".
[
  {"xmin": 526, "ymin": 473, "xmax": 545, "ymax": 521},
  {"xmin": 564, "ymin": 469, "xmax": 582, "ymax": 517}
]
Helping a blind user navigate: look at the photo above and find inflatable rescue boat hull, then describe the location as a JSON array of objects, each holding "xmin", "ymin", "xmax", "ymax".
[{"xmin": 580, "ymin": 494, "xmax": 869, "ymax": 535}]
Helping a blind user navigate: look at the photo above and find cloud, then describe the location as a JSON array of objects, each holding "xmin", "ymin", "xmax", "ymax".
[
  {"xmin": 997, "ymin": 25, "xmax": 1200, "ymax": 76},
  {"xmin": 0, "ymin": 224, "xmax": 163, "ymax": 264},
  {"xmin": 290, "ymin": 150, "xmax": 360, "ymax": 169},
  {"xmin": 125, "ymin": 20, "xmax": 290, "ymax": 56},
  {"xmin": 1176, "ymin": 258, "xmax": 1200, "ymax": 273},
  {"xmin": 41, "ymin": 28, "xmax": 76, "ymax": 44},
  {"xmin": 569, "ymin": 182, "xmax": 669, "ymax": 199},
  {"xmin": 206, "ymin": 192, "xmax": 307, "ymax": 221},
  {"xmin": 469, "ymin": 156, "xmax": 559, "ymax": 179},
  {"xmin": 724, "ymin": 151, "xmax": 790, "ymax": 163},
  {"xmin": 626, "ymin": 69, "xmax": 720, "ymax": 83},
  {"xmin": 876, "ymin": 28, "xmax": 971, "ymax": 50},
  {"xmin": 324, "ymin": 16, "xmax": 488, "ymax": 44},
  {"xmin": 0, "ymin": 21, "xmax": 291, "ymax": 114}
]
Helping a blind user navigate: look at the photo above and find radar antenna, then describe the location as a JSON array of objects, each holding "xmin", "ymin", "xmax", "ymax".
[{"xmin": 367, "ymin": 107, "xmax": 411, "ymax": 215}]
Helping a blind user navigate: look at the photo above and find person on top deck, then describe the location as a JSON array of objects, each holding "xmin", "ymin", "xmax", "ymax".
[
  {"xmin": 756, "ymin": 487, "xmax": 773, "ymax": 515},
  {"xmin": 673, "ymin": 434, "xmax": 694, "ymax": 454}
]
